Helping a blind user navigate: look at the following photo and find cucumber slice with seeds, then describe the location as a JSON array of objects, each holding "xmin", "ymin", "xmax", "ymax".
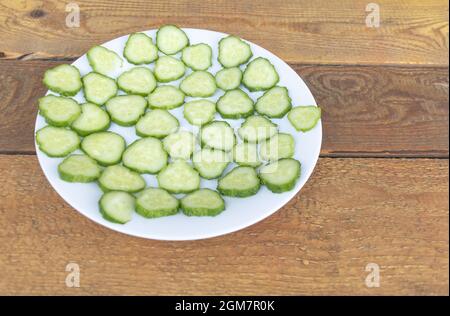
[
  {"xmin": 259, "ymin": 158, "xmax": 301, "ymax": 193},
  {"xmin": 218, "ymin": 36, "xmax": 252, "ymax": 68},
  {"xmin": 99, "ymin": 191, "xmax": 135, "ymax": 224},
  {"xmin": 192, "ymin": 148, "xmax": 230, "ymax": 179},
  {"xmin": 180, "ymin": 71, "xmax": 216, "ymax": 97},
  {"xmin": 117, "ymin": 67, "xmax": 156, "ymax": 96},
  {"xmin": 99, "ymin": 165, "xmax": 146, "ymax": 193},
  {"xmin": 238, "ymin": 115, "xmax": 277, "ymax": 143},
  {"xmin": 105, "ymin": 95, "xmax": 147, "ymax": 126},
  {"xmin": 288, "ymin": 106, "xmax": 322, "ymax": 132},
  {"xmin": 157, "ymin": 160, "xmax": 200, "ymax": 194},
  {"xmin": 260, "ymin": 133, "xmax": 295, "ymax": 161},
  {"xmin": 43, "ymin": 64, "xmax": 82, "ymax": 96},
  {"xmin": 81, "ymin": 131, "xmax": 125, "ymax": 166},
  {"xmin": 156, "ymin": 25, "xmax": 189, "ymax": 55},
  {"xmin": 123, "ymin": 137, "xmax": 167, "ymax": 174},
  {"xmin": 182, "ymin": 43, "xmax": 212, "ymax": 71},
  {"xmin": 242, "ymin": 57, "xmax": 279, "ymax": 91},
  {"xmin": 200, "ymin": 121, "xmax": 236, "ymax": 151},
  {"xmin": 123, "ymin": 33, "xmax": 158, "ymax": 65},
  {"xmin": 181, "ymin": 189, "xmax": 225, "ymax": 217},
  {"xmin": 154, "ymin": 56, "xmax": 185, "ymax": 82},
  {"xmin": 87, "ymin": 46, "xmax": 122, "ymax": 76},
  {"xmin": 217, "ymin": 166, "xmax": 260, "ymax": 197},
  {"xmin": 36, "ymin": 126, "xmax": 80, "ymax": 157},
  {"xmin": 136, "ymin": 109, "xmax": 179, "ymax": 138},
  {"xmin": 71, "ymin": 103, "xmax": 110, "ymax": 136},
  {"xmin": 58, "ymin": 154, "xmax": 101, "ymax": 183},
  {"xmin": 163, "ymin": 131, "xmax": 196, "ymax": 160},
  {"xmin": 183, "ymin": 99, "xmax": 216, "ymax": 126},
  {"xmin": 215, "ymin": 67, "xmax": 242, "ymax": 91},
  {"xmin": 255, "ymin": 86, "xmax": 291, "ymax": 118},
  {"xmin": 82, "ymin": 72, "xmax": 117, "ymax": 105},
  {"xmin": 136, "ymin": 188, "xmax": 179, "ymax": 218},
  {"xmin": 217, "ymin": 89, "xmax": 254, "ymax": 119},
  {"xmin": 147, "ymin": 85, "xmax": 185, "ymax": 109},
  {"xmin": 38, "ymin": 95, "xmax": 81, "ymax": 127},
  {"xmin": 233, "ymin": 143, "xmax": 261, "ymax": 167}
]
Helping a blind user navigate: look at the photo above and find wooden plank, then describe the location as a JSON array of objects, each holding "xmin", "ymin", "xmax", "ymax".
[
  {"xmin": 0, "ymin": 156, "xmax": 447, "ymax": 295},
  {"xmin": 0, "ymin": 60, "xmax": 448, "ymax": 157},
  {"xmin": 0, "ymin": 0, "xmax": 448, "ymax": 65}
]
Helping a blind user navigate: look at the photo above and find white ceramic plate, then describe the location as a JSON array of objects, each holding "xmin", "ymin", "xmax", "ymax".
[{"xmin": 35, "ymin": 28, "xmax": 322, "ymax": 241}]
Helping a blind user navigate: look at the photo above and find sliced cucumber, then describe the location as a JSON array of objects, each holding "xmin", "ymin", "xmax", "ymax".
[
  {"xmin": 157, "ymin": 160, "xmax": 200, "ymax": 194},
  {"xmin": 147, "ymin": 85, "xmax": 185, "ymax": 110},
  {"xmin": 288, "ymin": 106, "xmax": 321, "ymax": 132},
  {"xmin": 182, "ymin": 43, "xmax": 212, "ymax": 71},
  {"xmin": 87, "ymin": 46, "xmax": 122, "ymax": 76},
  {"xmin": 242, "ymin": 57, "xmax": 279, "ymax": 91},
  {"xmin": 217, "ymin": 89, "xmax": 253, "ymax": 119},
  {"xmin": 136, "ymin": 187, "xmax": 179, "ymax": 218},
  {"xmin": 163, "ymin": 131, "xmax": 196, "ymax": 160},
  {"xmin": 200, "ymin": 121, "xmax": 236, "ymax": 151},
  {"xmin": 36, "ymin": 126, "xmax": 80, "ymax": 157},
  {"xmin": 232, "ymin": 143, "xmax": 261, "ymax": 167},
  {"xmin": 238, "ymin": 115, "xmax": 278, "ymax": 143},
  {"xmin": 180, "ymin": 71, "xmax": 216, "ymax": 97},
  {"xmin": 117, "ymin": 67, "xmax": 156, "ymax": 96},
  {"xmin": 81, "ymin": 131, "xmax": 125, "ymax": 166},
  {"xmin": 105, "ymin": 95, "xmax": 147, "ymax": 126},
  {"xmin": 259, "ymin": 158, "xmax": 301, "ymax": 193},
  {"xmin": 255, "ymin": 86, "xmax": 291, "ymax": 118},
  {"xmin": 215, "ymin": 67, "xmax": 242, "ymax": 91},
  {"xmin": 183, "ymin": 99, "xmax": 216, "ymax": 126},
  {"xmin": 122, "ymin": 137, "xmax": 167, "ymax": 174},
  {"xmin": 259, "ymin": 133, "xmax": 295, "ymax": 162},
  {"xmin": 156, "ymin": 25, "xmax": 189, "ymax": 55},
  {"xmin": 99, "ymin": 191, "xmax": 135, "ymax": 224},
  {"xmin": 38, "ymin": 95, "xmax": 81, "ymax": 127},
  {"xmin": 43, "ymin": 64, "xmax": 82, "ymax": 96},
  {"xmin": 99, "ymin": 165, "xmax": 146, "ymax": 193},
  {"xmin": 181, "ymin": 189, "xmax": 225, "ymax": 217},
  {"xmin": 217, "ymin": 166, "xmax": 260, "ymax": 197},
  {"xmin": 154, "ymin": 56, "xmax": 185, "ymax": 83},
  {"xmin": 136, "ymin": 109, "xmax": 179, "ymax": 138},
  {"xmin": 192, "ymin": 148, "xmax": 230, "ymax": 179},
  {"xmin": 82, "ymin": 72, "xmax": 117, "ymax": 105},
  {"xmin": 123, "ymin": 33, "xmax": 158, "ymax": 65},
  {"xmin": 58, "ymin": 154, "xmax": 101, "ymax": 183},
  {"xmin": 218, "ymin": 36, "xmax": 252, "ymax": 68},
  {"xmin": 71, "ymin": 103, "xmax": 110, "ymax": 136}
]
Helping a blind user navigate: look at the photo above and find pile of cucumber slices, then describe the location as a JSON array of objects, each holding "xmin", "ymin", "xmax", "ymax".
[{"xmin": 36, "ymin": 25, "xmax": 321, "ymax": 224}]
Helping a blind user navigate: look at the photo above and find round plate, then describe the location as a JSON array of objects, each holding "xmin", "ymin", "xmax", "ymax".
[{"xmin": 35, "ymin": 28, "xmax": 322, "ymax": 241}]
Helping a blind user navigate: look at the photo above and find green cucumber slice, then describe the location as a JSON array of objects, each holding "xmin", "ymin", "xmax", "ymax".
[
  {"xmin": 99, "ymin": 191, "xmax": 135, "ymax": 224},
  {"xmin": 36, "ymin": 126, "xmax": 80, "ymax": 157},
  {"xmin": 38, "ymin": 95, "xmax": 81, "ymax": 127},
  {"xmin": 105, "ymin": 95, "xmax": 147, "ymax": 126},
  {"xmin": 154, "ymin": 55, "xmax": 186, "ymax": 83},
  {"xmin": 182, "ymin": 43, "xmax": 212, "ymax": 71},
  {"xmin": 232, "ymin": 143, "xmax": 261, "ymax": 167},
  {"xmin": 183, "ymin": 99, "xmax": 216, "ymax": 126},
  {"xmin": 218, "ymin": 36, "xmax": 252, "ymax": 68},
  {"xmin": 58, "ymin": 154, "xmax": 101, "ymax": 182},
  {"xmin": 81, "ymin": 131, "xmax": 125, "ymax": 166},
  {"xmin": 259, "ymin": 158, "xmax": 301, "ymax": 193},
  {"xmin": 136, "ymin": 187, "xmax": 179, "ymax": 218},
  {"xmin": 259, "ymin": 133, "xmax": 295, "ymax": 161},
  {"xmin": 156, "ymin": 25, "xmax": 189, "ymax": 55},
  {"xmin": 215, "ymin": 67, "xmax": 242, "ymax": 91},
  {"xmin": 82, "ymin": 72, "xmax": 117, "ymax": 105},
  {"xmin": 288, "ymin": 106, "xmax": 321, "ymax": 132},
  {"xmin": 242, "ymin": 57, "xmax": 279, "ymax": 91},
  {"xmin": 157, "ymin": 160, "xmax": 200, "ymax": 194},
  {"xmin": 122, "ymin": 137, "xmax": 167, "ymax": 174},
  {"xmin": 192, "ymin": 148, "xmax": 230, "ymax": 179},
  {"xmin": 117, "ymin": 67, "xmax": 156, "ymax": 96},
  {"xmin": 99, "ymin": 165, "xmax": 146, "ymax": 193},
  {"xmin": 123, "ymin": 33, "xmax": 158, "ymax": 65},
  {"xmin": 200, "ymin": 121, "xmax": 236, "ymax": 151},
  {"xmin": 180, "ymin": 71, "xmax": 216, "ymax": 97},
  {"xmin": 255, "ymin": 86, "xmax": 292, "ymax": 118},
  {"xmin": 217, "ymin": 166, "xmax": 260, "ymax": 197},
  {"xmin": 43, "ymin": 64, "xmax": 82, "ymax": 96},
  {"xmin": 136, "ymin": 109, "xmax": 179, "ymax": 138},
  {"xmin": 71, "ymin": 103, "xmax": 110, "ymax": 136},
  {"xmin": 147, "ymin": 85, "xmax": 185, "ymax": 109},
  {"xmin": 181, "ymin": 189, "xmax": 225, "ymax": 217},
  {"xmin": 163, "ymin": 131, "xmax": 196, "ymax": 160},
  {"xmin": 238, "ymin": 115, "xmax": 278, "ymax": 143},
  {"xmin": 87, "ymin": 46, "xmax": 123, "ymax": 76},
  {"xmin": 217, "ymin": 89, "xmax": 254, "ymax": 119}
]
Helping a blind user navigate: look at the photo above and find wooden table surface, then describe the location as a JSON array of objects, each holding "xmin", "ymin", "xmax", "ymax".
[{"xmin": 0, "ymin": 0, "xmax": 448, "ymax": 295}]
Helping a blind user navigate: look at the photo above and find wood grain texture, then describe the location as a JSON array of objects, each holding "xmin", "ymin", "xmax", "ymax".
[
  {"xmin": 0, "ymin": 155, "xmax": 447, "ymax": 295},
  {"xmin": 0, "ymin": 60, "xmax": 447, "ymax": 157},
  {"xmin": 0, "ymin": 0, "xmax": 448, "ymax": 65}
]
